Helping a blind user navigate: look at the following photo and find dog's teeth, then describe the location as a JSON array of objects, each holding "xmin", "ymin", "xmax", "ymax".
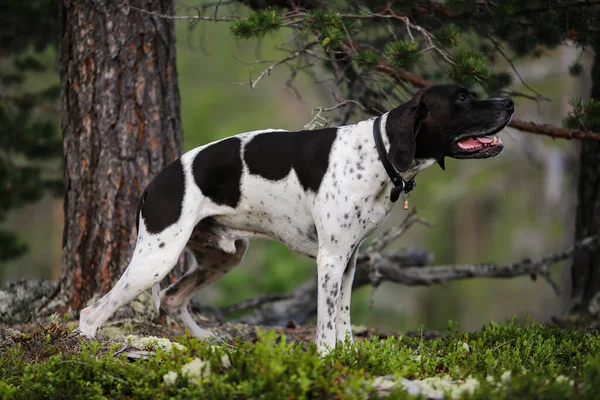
[{"xmin": 492, "ymin": 137, "xmax": 498, "ymax": 145}]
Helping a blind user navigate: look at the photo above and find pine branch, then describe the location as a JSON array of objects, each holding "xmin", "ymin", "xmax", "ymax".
[{"xmin": 369, "ymin": 59, "xmax": 600, "ymax": 142}]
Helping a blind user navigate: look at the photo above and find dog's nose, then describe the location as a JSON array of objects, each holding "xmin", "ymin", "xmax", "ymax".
[{"xmin": 501, "ymin": 98, "xmax": 514, "ymax": 111}]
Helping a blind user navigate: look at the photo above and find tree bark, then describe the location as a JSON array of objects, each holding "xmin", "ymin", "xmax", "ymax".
[
  {"xmin": 570, "ymin": 45, "xmax": 600, "ymax": 318},
  {"xmin": 58, "ymin": 0, "xmax": 183, "ymax": 311}
]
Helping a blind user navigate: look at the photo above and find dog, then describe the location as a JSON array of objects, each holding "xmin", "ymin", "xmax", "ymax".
[{"xmin": 79, "ymin": 84, "xmax": 514, "ymax": 353}]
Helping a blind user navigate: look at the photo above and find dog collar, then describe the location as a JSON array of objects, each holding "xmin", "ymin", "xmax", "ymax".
[{"xmin": 373, "ymin": 116, "xmax": 416, "ymax": 204}]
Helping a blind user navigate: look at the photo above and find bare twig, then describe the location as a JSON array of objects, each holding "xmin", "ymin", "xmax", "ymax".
[
  {"xmin": 340, "ymin": 10, "xmax": 454, "ymax": 64},
  {"xmin": 233, "ymin": 42, "xmax": 318, "ymax": 89},
  {"xmin": 304, "ymin": 100, "xmax": 366, "ymax": 130},
  {"xmin": 367, "ymin": 209, "xmax": 432, "ymax": 254},
  {"xmin": 486, "ymin": 36, "xmax": 549, "ymax": 101},
  {"xmin": 128, "ymin": 3, "xmax": 238, "ymax": 21}
]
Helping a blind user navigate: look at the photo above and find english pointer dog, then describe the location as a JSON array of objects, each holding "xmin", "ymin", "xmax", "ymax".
[{"xmin": 79, "ymin": 84, "xmax": 514, "ymax": 353}]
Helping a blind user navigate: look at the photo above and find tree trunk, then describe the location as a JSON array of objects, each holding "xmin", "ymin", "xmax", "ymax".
[
  {"xmin": 570, "ymin": 46, "xmax": 600, "ymax": 319},
  {"xmin": 58, "ymin": 0, "xmax": 183, "ymax": 311}
]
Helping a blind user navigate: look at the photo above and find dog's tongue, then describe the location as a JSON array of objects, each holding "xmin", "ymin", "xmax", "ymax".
[
  {"xmin": 457, "ymin": 136, "xmax": 494, "ymax": 149},
  {"xmin": 457, "ymin": 137, "xmax": 481, "ymax": 149}
]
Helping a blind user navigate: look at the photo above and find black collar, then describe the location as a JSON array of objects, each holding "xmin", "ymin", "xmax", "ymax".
[{"xmin": 373, "ymin": 116, "xmax": 416, "ymax": 203}]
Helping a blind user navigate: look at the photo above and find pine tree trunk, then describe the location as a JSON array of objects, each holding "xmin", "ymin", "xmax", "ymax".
[
  {"xmin": 58, "ymin": 0, "xmax": 183, "ymax": 311},
  {"xmin": 570, "ymin": 46, "xmax": 600, "ymax": 319}
]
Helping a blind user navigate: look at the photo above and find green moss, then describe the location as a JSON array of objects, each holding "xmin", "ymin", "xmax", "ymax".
[{"xmin": 1, "ymin": 319, "xmax": 600, "ymax": 399}]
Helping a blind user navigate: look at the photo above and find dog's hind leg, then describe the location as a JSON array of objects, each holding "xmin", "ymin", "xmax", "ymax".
[
  {"xmin": 79, "ymin": 155, "xmax": 205, "ymax": 338},
  {"xmin": 160, "ymin": 238, "xmax": 249, "ymax": 339},
  {"xmin": 78, "ymin": 214, "xmax": 197, "ymax": 337}
]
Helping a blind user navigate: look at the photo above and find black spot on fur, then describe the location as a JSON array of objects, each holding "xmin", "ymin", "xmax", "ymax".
[
  {"xmin": 159, "ymin": 242, "xmax": 165, "ymax": 249},
  {"xmin": 307, "ymin": 224, "xmax": 318, "ymax": 242},
  {"xmin": 140, "ymin": 159, "xmax": 185, "ymax": 234},
  {"xmin": 244, "ymin": 128, "xmax": 337, "ymax": 193},
  {"xmin": 193, "ymin": 137, "xmax": 243, "ymax": 208}
]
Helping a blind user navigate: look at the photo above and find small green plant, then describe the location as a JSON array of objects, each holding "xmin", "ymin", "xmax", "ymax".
[{"xmin": 1, "ymin": 319, "xmax": 599, "ymax": 399}]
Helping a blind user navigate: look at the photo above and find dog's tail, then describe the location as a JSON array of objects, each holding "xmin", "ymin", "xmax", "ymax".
[{"xmin": 135, "ymin": 190, "xmax": 148, "ymax": 233}]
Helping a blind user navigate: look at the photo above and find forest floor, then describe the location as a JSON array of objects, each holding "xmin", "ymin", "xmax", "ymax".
[{"xmin": 1, "ymin": 318, "xmax": 600, "ymax": 399}]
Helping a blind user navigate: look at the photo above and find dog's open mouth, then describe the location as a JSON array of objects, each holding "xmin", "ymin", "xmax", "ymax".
[
  {"xmin": 456, "ymin": 135, "xmax": 502, "ymax": 152},
  {"xmin": 451, "ymin": 132, "xmax": 505, "ymax": 159}
]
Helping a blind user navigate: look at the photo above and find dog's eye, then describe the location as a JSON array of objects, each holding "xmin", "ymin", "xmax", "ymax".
[{"xmin": 457, "ymin": 94, "xmax": 468, "ymax": 103}]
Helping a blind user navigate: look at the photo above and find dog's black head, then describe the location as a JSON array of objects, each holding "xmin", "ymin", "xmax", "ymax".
[{"xmin": 385, "ymin": 83, "xmax": 514, "ymax": 171}]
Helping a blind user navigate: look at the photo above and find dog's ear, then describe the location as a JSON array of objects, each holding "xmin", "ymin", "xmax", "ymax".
[{"xmin": 388, "ymin": 89, "xmax": 428, "ymax": 172}]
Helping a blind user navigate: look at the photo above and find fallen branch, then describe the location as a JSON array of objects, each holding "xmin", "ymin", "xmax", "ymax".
[
  {"xmin": 235, "ymin": 213, "xmax": 600, "ymax": 326},
  {"xmin": 357, "ymin": 235, "xmax": 600, "ymax": 289},
  {"xmin": 236, "ymin": 247, "xmax": 432, "ymax": 326}
]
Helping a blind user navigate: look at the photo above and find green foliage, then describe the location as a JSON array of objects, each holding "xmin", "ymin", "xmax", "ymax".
[
  {"xmin": 230, "ymin": 8, "xmax": 282, "ymax": 39},
  {"xmin": 321, "ymin": 25, "xmax": 345, "ymax": 50},
  {"xmin": 449, "ymin": 50, "xmax": 491, "ymax": 87},
  {"xmin": 436, "ymin": 24, "xmax": 462, "ymax": 48},
  {"xmin": 565, "ymin": 97, "xmax": 600, "ymax": 131},
  {"xmin": 2, "ymin": 320, "xmax": 600, "ymax": 399},
  {"xmin": 0, "ymin": 0, "xmax": 61, "ymax": 263},
  {"xmin": 356, "ymin": 49, "xmax": 379, "ymax": 71},
  {"xmin": 302, "ymin": 10, "xmax": 343, "ymax": 31},
  {"xmin": 386, "ymin": 39, "xmax": 421, "ymax": 70}
]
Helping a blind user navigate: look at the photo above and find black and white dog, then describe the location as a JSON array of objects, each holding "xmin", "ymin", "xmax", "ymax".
[{"xmin": 79, "ymin": 84, "xmax": 514, "ymax": 353}]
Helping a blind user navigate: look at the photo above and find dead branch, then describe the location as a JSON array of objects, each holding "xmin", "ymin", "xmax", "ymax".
[
  {"xmin": 127, "ymin": 3, "xmax": 238, "ymax": 21},
  {"xmin": 304, "ymin": 100, "xmax": 366, "ymax": 130},
  {"xmin": 359, "ymin": 233, "xmax": 600, "ymax": 289},
  {"xmin": 233, "ymin": 42, "xmax": 318, "ymax": 89},
  {"xmin": 486, "ymin": 36, "xmax": 549, "ymax": 101},
  {"xmin": 233, "ymin": 213, "xmax": 600, "ymax": 326},
  {"xmin": 366, "ymin": 209, "xmax": 432, "ymax": 254},
  {"xmin": 507, "ymin": 119, "xmax": 600, "ymax": 141},
  {"xmin": 236, "ymin": 247, "xmax": 432, "ymax": 326}
]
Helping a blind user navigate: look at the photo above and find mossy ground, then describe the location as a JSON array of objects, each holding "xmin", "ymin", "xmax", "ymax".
[{"xmin": 1, "ymin": 318, "xmax": 599, "ymax": 399}]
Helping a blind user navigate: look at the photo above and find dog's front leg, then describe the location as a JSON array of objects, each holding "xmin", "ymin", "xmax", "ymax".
[
  {"xmin": 335, "ymin": 245, "xmax": 360, "ymax": 345},
  {"xmin": 316, "ymin": 248, "xmax": 352, "ymax": 354}
]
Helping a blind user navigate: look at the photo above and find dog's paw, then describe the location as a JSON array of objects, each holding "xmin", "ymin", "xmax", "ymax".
[{"xmin": 78, "ymin": 307, "xmax": 98, "ymax": 338}]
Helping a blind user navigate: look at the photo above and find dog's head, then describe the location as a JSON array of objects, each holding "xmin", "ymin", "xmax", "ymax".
[{"xmin": 386, "ymin": 83, "xmax": 514, "ymax": 171}]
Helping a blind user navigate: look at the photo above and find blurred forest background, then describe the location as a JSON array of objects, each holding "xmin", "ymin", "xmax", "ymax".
[{"xmin": 0, "ymin": 0, "xmax": 591, "ymax": 331}]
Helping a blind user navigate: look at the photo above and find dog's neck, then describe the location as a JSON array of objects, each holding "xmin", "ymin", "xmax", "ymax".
[{"xmin": 376, "ymin": 111, "xmax": 435, "ymax": 181}]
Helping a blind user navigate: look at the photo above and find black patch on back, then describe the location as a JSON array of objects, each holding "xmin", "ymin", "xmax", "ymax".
[
  {"xmin": 244, "ymin": 128, "xmax": 337, "ymax": 192},
  {"xmin": 141, "ymin": 158, "xmax": 186, "ymax": 234},
  {"xmin": 193, "ymin": 137, "xmax": 243, "ymax": 208},
  {"xmin": 135, "ymin": 190, "xmax": 147, "ymax": 233}
]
